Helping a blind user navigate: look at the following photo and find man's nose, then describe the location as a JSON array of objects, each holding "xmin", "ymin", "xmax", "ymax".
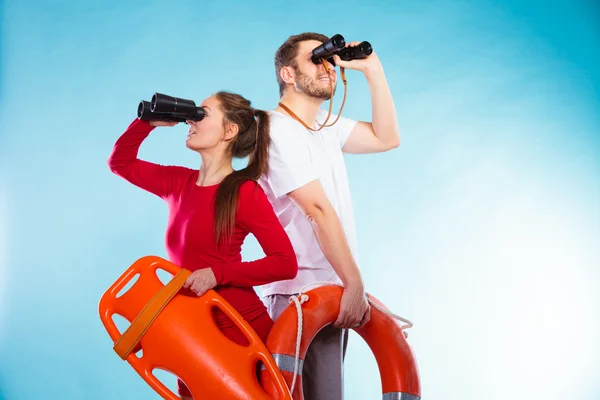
[{"xmin": 318, "ymin": 60, "xmax": 335, "ymax": 73}]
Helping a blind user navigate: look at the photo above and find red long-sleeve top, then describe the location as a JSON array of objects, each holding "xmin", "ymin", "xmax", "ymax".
[{"xmin": 108, "ymin": 118, "xmax": 298, "ymax": 326}]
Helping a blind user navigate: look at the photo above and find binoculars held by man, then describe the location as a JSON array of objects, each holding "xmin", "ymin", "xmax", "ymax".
[
  {"xmin": 311, "ymin": 34, "xmax": 373, "ymax": 65},
  {"xmin": 137, "ymin": 93, "xmax": 205, "ymax": 123}
]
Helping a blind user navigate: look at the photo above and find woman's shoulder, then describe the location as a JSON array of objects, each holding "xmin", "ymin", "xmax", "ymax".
[
  {"xmin": 236, "ymin": 180, "xmax": 274, "ymax": 225},
  {"xmin": 238, "ymin": 180, "xmax": 273, "ymax": 210},
  {"xmin": 239, "ymin": 179, "xmax": 265, "ymax": 197}
]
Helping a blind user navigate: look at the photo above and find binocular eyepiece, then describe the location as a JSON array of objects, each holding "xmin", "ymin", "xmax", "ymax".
[
  {"xmin": 311, "ymin": 33, "xmax": 373, "ymax": 65},
  {"xmin": 137, "ymin": 93, "xmax": 205, "ymax": 123}
]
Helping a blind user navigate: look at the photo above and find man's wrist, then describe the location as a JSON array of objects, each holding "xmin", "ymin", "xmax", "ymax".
[
  {"xmin": 363, "ymin": 62, "xmax": 385, "ymax": 78},
  {"xmin": 342, "ymin": 276, "xmax": 365, "ymax": 292}
]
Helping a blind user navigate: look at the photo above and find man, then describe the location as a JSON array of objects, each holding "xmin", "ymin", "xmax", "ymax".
[{"xmin": 258, "ymin": 32, "xmax": 400, "ymax": 399}]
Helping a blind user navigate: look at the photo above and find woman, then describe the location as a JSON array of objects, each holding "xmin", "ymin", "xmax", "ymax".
[{"xmin": 108, "ymin": 91, "xmax": 298, "ymax": 399}]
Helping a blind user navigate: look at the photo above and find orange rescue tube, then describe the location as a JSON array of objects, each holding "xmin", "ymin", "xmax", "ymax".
[
  {"xmin": 260, "ymin": 285, "xmax": 421, "ymax": 400},
  {"xmin": 98, "ymin": 255, "xmax": 292, "ymax": 400}
]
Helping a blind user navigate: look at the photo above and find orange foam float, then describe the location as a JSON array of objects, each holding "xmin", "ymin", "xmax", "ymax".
[
  {"xmin": 260, "ymin": 285, "xmax": 421, "ymax": 400},
  {"xmin": 98, "ymin": 255, "xmax": 292, "ymax": 400}
]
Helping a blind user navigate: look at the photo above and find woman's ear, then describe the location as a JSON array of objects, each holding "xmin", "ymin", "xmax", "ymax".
[{"xmin": 223, "ymin": 122, "xmax": 239, "ymax": 142}]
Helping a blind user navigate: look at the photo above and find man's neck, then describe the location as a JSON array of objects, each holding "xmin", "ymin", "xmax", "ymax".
[{"xmin": 277, "ymin": 92, "xmax": 324, "ymax": 126}]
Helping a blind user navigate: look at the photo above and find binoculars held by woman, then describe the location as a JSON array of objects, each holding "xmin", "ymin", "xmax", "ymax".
[{"xmin": 137, "ymin": 93, "xmax": 205, "ymax": 123}]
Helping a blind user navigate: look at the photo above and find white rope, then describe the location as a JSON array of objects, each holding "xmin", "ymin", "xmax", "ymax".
[
  {"xmin": 367, "ymin": 300, "xmax": 414, "ymax": 329},
  {"xmin": 285, "ymin": 281, "xmax": 414, "ymax": 397},
  {"xmin": 287, "ymin": 293, "xmax": 308, "ymax": 395}
]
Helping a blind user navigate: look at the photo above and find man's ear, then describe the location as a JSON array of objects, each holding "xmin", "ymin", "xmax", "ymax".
[{"xmin": 280, "ymin": 66, "xmax": 296, "ymax": 85}]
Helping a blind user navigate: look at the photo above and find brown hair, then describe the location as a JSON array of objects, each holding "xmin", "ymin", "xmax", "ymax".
[
  {"xmin": 274, "ymin": 32, "xmax": 329, "ymax": 97},
  {"xmin": 212, "ymin": 91, "xmax": 270, "ymax": 245}
]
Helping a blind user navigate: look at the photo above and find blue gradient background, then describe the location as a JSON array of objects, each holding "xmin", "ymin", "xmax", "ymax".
[{"xmin": 0, "ymin": 0, "xmax": 599, "ymax": 399}]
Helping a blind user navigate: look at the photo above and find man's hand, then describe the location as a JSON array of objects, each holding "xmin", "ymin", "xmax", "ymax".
[
  {"xmin": 333, "ymin": 42, "xmax": 383, "ymax": 75},
  {"xmin": 182, "ymin": 268, "xmax": 217, "ymax": 297},
  {"xmin": 334, "ymin": 284, "xmax": 371, "ymax": 329}
]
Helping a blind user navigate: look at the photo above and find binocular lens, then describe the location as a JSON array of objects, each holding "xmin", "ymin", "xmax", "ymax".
[
  {"xmin": 137, "ymin": 100, "xmax": 151, "ymax": 119},
  {"xmin": 311, "ymin": 34, "xmax": 346, "ymax": 64}
]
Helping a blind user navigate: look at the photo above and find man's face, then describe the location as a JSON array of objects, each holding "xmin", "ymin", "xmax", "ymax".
[{"xmin": 291, "ymin": 40, "xmax": 338, "ymax": 100}]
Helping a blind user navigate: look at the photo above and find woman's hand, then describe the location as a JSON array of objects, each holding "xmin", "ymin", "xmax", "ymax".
[
  {"xmin": 182, "ymin": 268, "xmax": 217, "ymax": 297},
  {"xmin": 149, "ymin": 120, "xmax": 178, "ymax": 127}
]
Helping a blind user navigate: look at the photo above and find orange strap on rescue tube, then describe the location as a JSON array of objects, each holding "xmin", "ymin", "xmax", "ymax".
[{"xmin": 113, "ymin": 268, "xmax": 190, "ymax": 359}]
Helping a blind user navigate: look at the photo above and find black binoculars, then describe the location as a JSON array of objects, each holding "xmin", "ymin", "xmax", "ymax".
[
  {"xmin": 137, "ymin": 93, "xmax": 205, "ymax": 123},
  {"xmin": 311, "ymin": 34, "xmax": 373, "ymax": 65}
]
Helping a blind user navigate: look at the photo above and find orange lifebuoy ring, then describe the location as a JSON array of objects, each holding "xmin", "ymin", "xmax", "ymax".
[{"xmin": 260, "ymin": 285, "xmax": 421, "ymax": 400}]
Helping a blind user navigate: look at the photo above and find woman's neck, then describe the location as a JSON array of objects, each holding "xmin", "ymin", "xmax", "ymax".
[{"xmin": 196, "ymin": 151, "xmax": 234, "ymax": 186}]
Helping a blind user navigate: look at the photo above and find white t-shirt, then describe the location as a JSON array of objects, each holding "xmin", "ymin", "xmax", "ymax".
[{"xmin": 258, "ymin": 108, "xmax": 359, "ymax": 297}]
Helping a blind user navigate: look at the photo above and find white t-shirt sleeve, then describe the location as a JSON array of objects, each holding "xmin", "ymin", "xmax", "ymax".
[
  {"xmin": 267, "ymin": 118, "xmax": 318, "ymax": 198},
  {"xmin": 335, "ymin": 114, "xmax": 359, "ymax": 148}
]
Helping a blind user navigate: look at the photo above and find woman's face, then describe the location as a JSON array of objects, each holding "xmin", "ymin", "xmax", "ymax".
[{"xmin": 185, "ymin": 96, "xmax": 234, "ymax": 152}]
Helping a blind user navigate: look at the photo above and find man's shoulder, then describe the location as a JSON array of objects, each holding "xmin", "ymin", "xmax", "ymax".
[
  {"xmin": 267, "ymin": 110, "xmax": 300, "ymax": 130},
  {"xmin": 266, "ymin": 110, "xmax": 305, "ymax": 143}
]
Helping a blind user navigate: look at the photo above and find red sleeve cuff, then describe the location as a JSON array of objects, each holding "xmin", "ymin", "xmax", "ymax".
[
  {"xmin": 209, "ymin": 263, "xmax": 225, "ymax": 285},
  {"xmin": 130, "ymin": 117, "xmax": 155, "ymax": 131}
]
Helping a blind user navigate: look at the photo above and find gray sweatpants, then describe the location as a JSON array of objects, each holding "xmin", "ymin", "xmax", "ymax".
[{"xmin": 263, "ymin": 294, "xmax": 349, "ymax": 400}]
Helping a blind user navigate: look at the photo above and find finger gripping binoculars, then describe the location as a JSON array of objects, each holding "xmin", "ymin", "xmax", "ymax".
[
  {"xmin": 311, "ymin": 34, "xmax": 373, "ymax": 65},
  {"xmin": 137, "ymin": 93, "xmax": 205, "ymax": 123}
]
